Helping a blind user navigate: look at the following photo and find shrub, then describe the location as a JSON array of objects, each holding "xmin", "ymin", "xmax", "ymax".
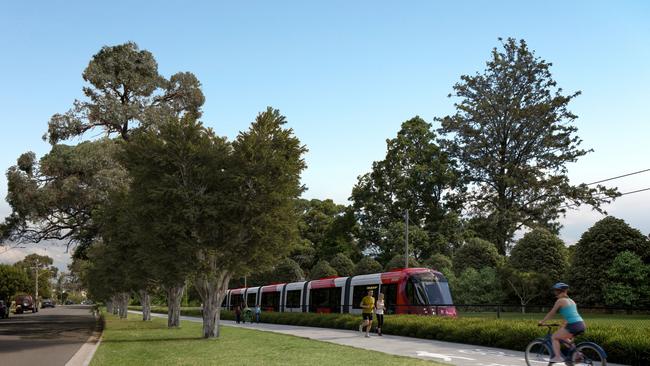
[
  {"xmin": 329, "ymin": 253, "xmax": 355, "ymax": 277},
  {"xmin": 570, "ymin": 216, "xmax": 650, "ymax": 305},
  {"xmin": 452, "ymin": 237, "xmax": 502, "ymax": 275},
  {"xmin": 353, "ymin": 257, "xmax": 382, "ymax": 275},
  {"xmin": 510, "ymin": 228, "xmax": 568, "ymax": 281},
  {"xmin": 384, "ymin": 254, "xmax": 420, "ymax": 271},
  {"xmin": 310, "ymin": 260, "xmax": 337, "ymax": 279}
]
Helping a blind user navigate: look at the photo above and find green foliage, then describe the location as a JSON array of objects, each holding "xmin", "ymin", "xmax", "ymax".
[
  {"xmin": 452, "ymin": 267, "xmax": 503, "ymax": 304},
  {"xmin": 13, "ymin": 253, "xmax": 59, "ymax": 299},
  {"xmin": 246, "ymin": 257, "xmax": 306, "ymax": 286},
  {"xmin": 310, "ymin": 260, "xmax": 337, "ymax": 280},
  {"xmin": 382, "ymin": 221, "xmax": 432, "ymax": 264},
  {"xmin": 510, "ymin": 228, "xmax": 568, "ymax": 281},
  {"xmin": 437, "ymin": 38, "xmax": 618, "ymax": 254},
  {"xmin": 353, "ymin": 257, "xmax": 383, "ymax": 275},
  {"xmin": 329, "ymin": 253, "xmax": 355, "ymax": 277},
  {"xmin": 424, "ymin": 254, "xmax": 452, "ymax": 273},
  {"xmin": 295, "ymin": 199, "xmax": 359, "ymax": 266},
  {"xmin": 384, "ymin": 254, "xmax": 421, "ymax": 271},
  {"xmin": 452, "ymin": 237, "xmax": 502, "ymax": 275},
  {"xmin": 604, "ymin": 251, "xmax": 650, "ymax": 307},
  {"xmin": 45, "ymin": 42, "xmax": 204, "ymax": 144},
  {"xmin": 570, "ymin": 216, "xmax": 650, "ymax": 305},
  {"xmin": 2, "ymin": 140, "xmax": 128, "ymax": 253},
  {"xmin": 351, "ymin": 116, "xmax": 461, "ymax": 261},
  {"xmin": 0, "ymin": 264, "xmax": 30, "ymax": 301},
  {"xmin": 500, "ymin": 265, "xmax": 549, "ymax": 308},
  {"xmin": 273, "ymin": 258, "xmax": 306, "ymax": 283}
]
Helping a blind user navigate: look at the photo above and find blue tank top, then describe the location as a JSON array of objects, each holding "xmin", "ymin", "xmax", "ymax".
[{"xmin": 559, "ymin": 300, "xmax": 583, "ymax": 324}]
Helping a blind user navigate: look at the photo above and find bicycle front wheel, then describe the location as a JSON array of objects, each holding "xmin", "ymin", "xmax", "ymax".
[
  {"xmin": 572, "ymin": 343, "xmax": 607, "ymax": 366},
  {"xmin": 525, "ymin": 339, "xmax": 552, "ymax": 366}
]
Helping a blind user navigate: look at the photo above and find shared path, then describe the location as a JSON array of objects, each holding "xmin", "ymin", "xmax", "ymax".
[{"xmin": 130, "ymin": 310, "xmax": 619, "ymax": 366}]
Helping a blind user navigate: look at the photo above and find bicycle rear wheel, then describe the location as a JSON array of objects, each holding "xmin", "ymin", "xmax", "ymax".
[
  {"xmin": 572, "ymin": 343, "xmax": 607, "ymax": 366},
  {"xmin": 525, "ymin": 340, "xmax": 552, "ymax": 366}
]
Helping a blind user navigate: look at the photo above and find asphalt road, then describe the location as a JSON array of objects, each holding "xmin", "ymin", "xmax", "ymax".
[{"xmin": 0, "ymin": 305, "xmax": 97, "ymax": 366}]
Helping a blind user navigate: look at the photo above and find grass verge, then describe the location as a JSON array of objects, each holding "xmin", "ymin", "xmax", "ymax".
[{"xmin": 91, "ymin": 312, "xmax": 443, "ymax": 366}]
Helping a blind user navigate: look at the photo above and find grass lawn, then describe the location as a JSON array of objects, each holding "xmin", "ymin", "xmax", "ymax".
[{"xmin": 91, "ymin": 313, "xmax": 444, "ymax": 366}]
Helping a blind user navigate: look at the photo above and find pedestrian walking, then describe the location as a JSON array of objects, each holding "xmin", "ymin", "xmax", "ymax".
[
  {"xmin": 255, "ymin": 304, "xmax": 261, "ymax": 323},
  {"xmin": 358, "ymin": 289, "xmax": 375, "ymax": 338},
  {"xmin": 375, "ymin": 293, "xmax": 385, "ymax": 336},
  {"xmin": 235, "ymin": 304, "xmax": 241, "ymax": 324}
]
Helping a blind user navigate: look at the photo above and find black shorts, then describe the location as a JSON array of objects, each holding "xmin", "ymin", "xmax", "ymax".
[
  {"xmin": 362, "ymin": 313, "xmax": 373, "ymax": 321},
  {"xmin": 566, "ymin": 321, "xmax": 586, "ymax": 336}
]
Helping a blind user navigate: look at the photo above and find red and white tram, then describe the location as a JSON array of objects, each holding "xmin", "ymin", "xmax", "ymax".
[{"xmin": 222, "ymin": 267, "xmax": 456, "ymax": 316}]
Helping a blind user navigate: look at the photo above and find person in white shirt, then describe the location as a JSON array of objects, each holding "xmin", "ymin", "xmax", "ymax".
[{"xmin": 375, "ymin": 292, "xmax": 385, "ymax": 336}]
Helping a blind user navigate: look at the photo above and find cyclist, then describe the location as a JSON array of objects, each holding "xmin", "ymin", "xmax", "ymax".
[{"xmin": 539, "ymin": 282, "xmax": 587, "ymax": 363}]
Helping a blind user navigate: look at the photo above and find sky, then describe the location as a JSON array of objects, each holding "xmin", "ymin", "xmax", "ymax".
[{"xmin": 1, "ymin": 0, "xmax": 649, "ymax": 270}]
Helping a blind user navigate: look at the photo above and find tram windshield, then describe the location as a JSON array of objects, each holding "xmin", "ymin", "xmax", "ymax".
[{"xmin": 410, "ymin": 272, "xmax": 453, "ymax": 305}]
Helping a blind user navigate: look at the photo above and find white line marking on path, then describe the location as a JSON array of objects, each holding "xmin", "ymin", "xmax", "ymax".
[{"xmin": 415, "ymin": 351, "xmax": 475, "ymax": 362}]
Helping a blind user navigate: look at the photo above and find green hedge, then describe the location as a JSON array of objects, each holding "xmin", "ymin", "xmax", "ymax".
[{"xmin": 128, "ymin": 306, "xmax": 650, "ymax": 365}]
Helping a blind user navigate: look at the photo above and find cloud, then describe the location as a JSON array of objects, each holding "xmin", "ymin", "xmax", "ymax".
[{"xmin": 0, "ymin": 241, "xmax": 73, "ymax": 271}]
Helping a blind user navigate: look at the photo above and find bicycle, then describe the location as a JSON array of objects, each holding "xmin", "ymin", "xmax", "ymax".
[{"xmin": 525, "ymin": 324, "xmax": 607, "ymax": 366}]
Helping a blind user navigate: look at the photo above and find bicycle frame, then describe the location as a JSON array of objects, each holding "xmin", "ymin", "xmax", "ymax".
[
  {"xmin": 539, "ymin": 325, "xmax": 575, "ymax": 361},
  {"xmin": 536, "ymin": 324, "xmax": 608, "ymax": 365}
]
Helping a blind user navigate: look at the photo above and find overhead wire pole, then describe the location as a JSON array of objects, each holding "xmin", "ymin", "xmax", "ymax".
[{"xmin": 404, "ymin": 210, "xmax": 409, "ymax": 268}]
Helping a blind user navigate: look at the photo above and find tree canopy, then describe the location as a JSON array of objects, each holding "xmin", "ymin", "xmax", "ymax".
[
  {"xmin": 452, "ymin": 237, "xmax": 502, "ymax": 275},
  {"xmin": 570, "ymin": 216, "xmax": 650, "ymax": 305},
  {"xmin": 351, "ymin": 116, "xmax": 461, "ymax": 262},
  {"xmin": 437, "ymin": 38, "xmax": 618, "ymax": 254},
  {"xmin": 509, "ymin": 228, "xmax": 567, "ymax": 281},
  {"xmin": 45, "ymin": 42, "xmax": 204, "ymax": 144}
]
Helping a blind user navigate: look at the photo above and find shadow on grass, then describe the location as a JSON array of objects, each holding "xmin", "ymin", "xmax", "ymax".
[{"xmin": 100, "ymin": 336, "xmax": 217, "ymax": 343}]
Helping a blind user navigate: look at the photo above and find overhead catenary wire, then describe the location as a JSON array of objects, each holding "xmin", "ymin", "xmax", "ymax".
[{"xmin": 585, "ymin": 168, "xmax": 650, "ymax": 185}]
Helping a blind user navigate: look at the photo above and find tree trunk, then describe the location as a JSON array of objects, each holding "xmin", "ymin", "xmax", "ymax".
[
  {"xmin": 106, "ymin": 299, "xmax": 114, "ymax": 314},
  {"xmin": 111, "ymin": 295, "xmax": 119, "ymax": 315},
  {"xmin": 194, "ymin": 252, "xmax": 232, "ymax": 338},
  {"xmin": 118, "ymin": 292, "xmax": 129, "ymax": 319},
  {"xmin": 166, "ymin": 284, "xmax": 185, "ymax": 328},
  {"xmin": 140, "ymin": 289, "xmax": 151, "ymax": 321}
]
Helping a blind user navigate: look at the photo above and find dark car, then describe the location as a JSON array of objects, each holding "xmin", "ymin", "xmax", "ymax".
[
  {"xmin": 14, "ymin": 295, "xmax": 37, "ymax": 314},
  {"xmin": 41, "ymin": 299, "xmax": 55, "ymax": 308},
  {"xmin": 0, "ymin": 300, "xmax": 9, "ymax": 319}
]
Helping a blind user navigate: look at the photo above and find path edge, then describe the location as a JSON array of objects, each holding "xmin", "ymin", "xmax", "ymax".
[{"xmin": 65, "ymin": 308, "xmax": 105, "ymax": 366}]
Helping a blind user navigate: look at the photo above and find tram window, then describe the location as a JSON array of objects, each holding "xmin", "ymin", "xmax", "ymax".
[
  {"xmin": 352, "ymin": 285, "xmax": 376, "ymax": 309},
  {"xmin": 406, "ymin": 279, "xmax": 426, "ymax": 305},
  {"xmin": 286, "ymin": 290, "xmax": 301, "ymax": 308},
  {"xmin": 310, "ymin": 288, "xmax": 341, "ymax": 312},
  {"xmin": 379, "ymin": 284, "xmax": 397, "ymax": 313},
  {"xmin": 231, "ymin": 294, "xmax": 243, "ymax": 307},
  {"xmin": 261, "ymin": 292, "xmax": 280, "ymax": 311},
  {"xmin": 221, "ymin": 296, "xmax": 227, "ymax": 307},
  {"xmin": 247, "ymin": 293, "xmax": 256, "ymax": 307},
  {"xmin": 406, "ymin": 281, "xmax": 415, "ymax": 305}
]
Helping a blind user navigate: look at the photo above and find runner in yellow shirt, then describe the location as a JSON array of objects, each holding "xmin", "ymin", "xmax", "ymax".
[{"xmin": 358, "ymin": 289, "xmax": 375, "ymax": 338}]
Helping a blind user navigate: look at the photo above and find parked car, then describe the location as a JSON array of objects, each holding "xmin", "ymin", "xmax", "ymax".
[
  {"xmin": 0, "ymin": 300, "xmax": 9, "ymax": 319},
  {"xmin": 81, "ymin": 300, "xmax": 94, "ymax": 305},
  {"xmin": 41, "ymin": 299, "xmax": 55, "ymax": 308},
  {"xmin": 64, "ymin": 299, "xmax": 74, "ymax": 305},
  {"xmin": 14, "ymin": 295, "xmax": 37, "ymax": 314}
]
